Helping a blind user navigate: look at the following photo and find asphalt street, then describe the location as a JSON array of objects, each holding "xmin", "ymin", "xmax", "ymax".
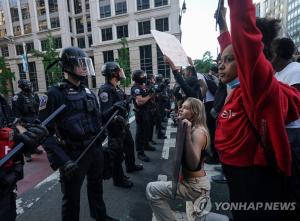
[{"xmin": 15, "ymin": 118, "xmax": 231, "ymax": 221}]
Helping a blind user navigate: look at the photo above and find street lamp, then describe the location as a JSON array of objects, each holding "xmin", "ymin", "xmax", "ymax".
[{"xmin": 179, "ymin": 0, "xmax": 187, "ymax": 42}]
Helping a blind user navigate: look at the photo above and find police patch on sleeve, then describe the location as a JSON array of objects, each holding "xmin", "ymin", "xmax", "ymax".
[
  {"xmin": 12, "ymin": 95, "xmax": 18, "ymax": 101},
  {"xmin": 100, "ymin": 92, "xmax": 109, "ymax": 103},
  {"xmin": 134, "ymin": 88, "xmax": 141, "ymax": 95},
  {"xmin": 39, "ymin": 94, "xmax": 48, "ymax": 111}
]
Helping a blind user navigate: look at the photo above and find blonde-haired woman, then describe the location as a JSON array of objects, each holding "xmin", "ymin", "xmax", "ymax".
[{"xmin": 146, "ymin": 97, "xmax": 211, "ymax": 221}]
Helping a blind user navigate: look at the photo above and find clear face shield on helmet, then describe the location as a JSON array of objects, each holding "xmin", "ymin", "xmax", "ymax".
[
  {"xmin": 74, "ymin": 57, "xmax": 95, "ymax": 77},
  {"xmin": 119, "ymin": 68, "xmax": 126, "ymax": 80}
]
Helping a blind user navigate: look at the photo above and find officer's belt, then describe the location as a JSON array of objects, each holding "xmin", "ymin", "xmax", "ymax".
[{"xmin": 57, "ymin": 136, "xmax": 98, "ymax": 151}]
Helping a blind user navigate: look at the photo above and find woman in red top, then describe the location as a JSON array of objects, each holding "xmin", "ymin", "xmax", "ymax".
[{"xmin": 215, "ymin": 1, "xmax": 300, "ymax": 221}]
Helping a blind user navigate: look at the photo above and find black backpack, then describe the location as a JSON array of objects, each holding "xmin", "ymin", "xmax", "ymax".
[{"xmin": 203, "ymin": 74, "xmax": 218, "ymax": 95}]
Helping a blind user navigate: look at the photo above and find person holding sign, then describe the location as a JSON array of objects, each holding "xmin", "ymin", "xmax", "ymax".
[{"xmin": 146, "ymin": 97, "xmax": 210, "ymax": 221}]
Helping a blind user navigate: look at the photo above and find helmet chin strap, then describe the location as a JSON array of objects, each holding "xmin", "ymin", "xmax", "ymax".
[{"xmin": 65, "ymin": 70, "xmax": 86, "ymax": 84}]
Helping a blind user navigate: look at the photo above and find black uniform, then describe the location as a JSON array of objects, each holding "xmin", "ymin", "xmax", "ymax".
[
  {"xmin": 41, "ymin": 80, "xmax": 107, "ymax": 221},
  {"xmin": 131, "ymin": 84, "xmax": 152, "ymax": 157},
  {"xmin": 11, "ymin": 91, "xmax": 40, "ymax": 123},
  {"xmin": 98, "ymin": 83, "xmax": 135, "ymax": 187},
  {"xmin": 0, "ymin": 95, "xmax": 47, "ymax": 221}
]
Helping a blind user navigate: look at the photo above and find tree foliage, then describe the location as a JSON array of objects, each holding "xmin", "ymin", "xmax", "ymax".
[
  {"xmin": 31, "ymin": 32, "xmax": 61, "ymax": 88},
  {"xmin": 0, "ymin": 57, "xmax": 15, "ymax": 96},
  {"xmin": 116, "ymin": 38, "xmax": 131, "ymax": 88},
  {"xmin": 194, "ymin": 51, "xmax": 214, "ymax": 74}
]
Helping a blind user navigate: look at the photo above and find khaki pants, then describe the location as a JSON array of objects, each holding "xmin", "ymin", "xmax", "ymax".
[{"xmin": 146, "ymin": 176, "xmax": 210, "ymax": 221}]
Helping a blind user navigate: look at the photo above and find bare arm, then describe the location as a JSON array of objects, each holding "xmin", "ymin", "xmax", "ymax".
[
  {"xmin": 183, "ymin": 120, "xmax": 207, "ymax": 170},
  {"xmin": 199, "ymin": 79, "xmax": 208, "ymax": 99}
]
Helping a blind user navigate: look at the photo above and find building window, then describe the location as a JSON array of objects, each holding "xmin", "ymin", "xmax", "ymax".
[
  {"xmin": 10, "ymin": 0, "xmax": 19, "ymax": 22},
  {"xmin": 155, "ymin": 17, "xmax": 169, "ymax": 32},
  {"xmin": 20, "ymin": 0, "xmax": 30, "ymax": 20},
  {"xmin": 71, "ymin": 37, "xmax": 75, "ymax": 46},
  {"xmin": 16, "ymin": 45, "xmax": 24, "ymax": 55},
  {"xmin": 67, "ymin": 0, "xmax": 71, "ymax": 12},
  {"xmin": 157, "ymin": 45, "xmax": 170, "ymax": 78},
  {"xmin": 117, "ymin": 25, "xmax": 128, "ymax": 39},
  {"xmin": 38, "ymin": 20, "xmax": 48, "ymax": 31},
  {"xmin": 85, "ymin": 0, "xmax": 90, "ymax": 11},
  {"xmin": 48, "ymin": 0, "xmax": 58, "ymax": 13},
  {"xmin": 50, "ymin": 17, "xmax": 60, "ymax": 29},
  {"xmin": 76, "ymin": 17, "xmax": 84, "ymax": 33},
  {"xmin": 87, "ymin": 15, "xmax": 91, "ymax": 32},
  {"xmin": 100, "ymin": 0, "xmax": 111, "ymax": 18},
  {"xmin": 23, "ymin": 23, "xmax": 32, "ymax": 34},
  {"xmin": 115, "ymin": 0, "xmax": 127, "ymax": 15},
  {"xmin": 28, "ymin": 62, "xmax": 39, "ymax": 92},
  {"xmin": 101, "ymin": 27, "xmax": 113, "ymax": 41},
  {"xmin": 137, "ymin": 0, "xmax": 150, "ymax": 11},
  {"xmin": 36, "ymin": 0, "xmax": 46, "ymax": 16},
  {"xmin": 139, "ymin": 45, "xmax": 152, "ymax": 74},
  {"xmin": 155, "ymin": 0, "xmax": 168, "ymax": 7},
  {"xmin": 53, "ymin": 37, "xmax": 62, "ymax": 49},
  {"xmin": 41, "ymin": 39, "xmax": 48, "ymax": 51},
  {"xmin": 138, "ymin": 20, "xmax": 151, "ymax": 35},
  {"xmin": 69, "ymin": 17, "xmax": 73, "ymax": 32},
  {"xmin": 78, "ymin": 37, "xmax": 86, "ymax": 48},
  {"xmin": 0, "ymin": 1, "xmax": 6, "ymax": 27},
  {"xmin": 1, "ymin": 46, "xmax": 9, "ymax": 57},
  {"xmin": 74, "ymin": 0, "xmax": 82, "ymax": 14},
  {"xmin": 18, "ymin": 63, "xmax": 26, "ymax": 80},
  {"xmin": 13, "ymin": 25, "xmax": 21, "ymax": 36},
  {"xmin": 26, "ymin": 42, "xmax": 34, "ymax": 53},
  {"xmin": 88, "ymin": 35, "xmax": 93, "ymax": 47},
  {"xmin": 92, "ymin": 76, "xmax": 96, "ymax": 88},
  {"xmin": 103, "ymin": 50, "xmax": 114, "ymax": 63}
]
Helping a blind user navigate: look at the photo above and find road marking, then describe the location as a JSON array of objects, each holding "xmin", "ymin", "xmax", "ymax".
[
  {"xmin": 161, "ymin": 119, "xmax": 175, "ymax": 160},
  {"xmin": 17, "ymin": 115, "xmax": 136, "ymax": 217}
]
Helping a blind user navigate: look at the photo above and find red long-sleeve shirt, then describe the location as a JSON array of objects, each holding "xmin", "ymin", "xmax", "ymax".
[{"xmin": 215, "ymin": 0, "xmax": 300, "ymax": 176}]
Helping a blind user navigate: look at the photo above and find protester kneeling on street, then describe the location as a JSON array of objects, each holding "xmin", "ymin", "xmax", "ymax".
[{"xmin": 146, "ymin": 97, "xmax": 210, "ymax": 221}]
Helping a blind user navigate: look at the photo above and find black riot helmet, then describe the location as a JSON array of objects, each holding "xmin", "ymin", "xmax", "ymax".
[
  {"xmin": 132, "ymin": 70, "xmax": 146, "ymax": 85},
  {"xmin": 58, "ymin": 47, "xmax": 95, "ymax": 80},
  {"xmin": 155, "ymin": 74, "xmax": 163, "ymax": 83},
  {"xmin": 164, "ymin": 78, "xmax": 170, "ymax": 85},
  {"xmin": 18, "ymin": 79, "xmax": 32, "ymax": 92},
  {"xmin": 101, "ymin": 62, "xmax": 125, "ymax": 81}
]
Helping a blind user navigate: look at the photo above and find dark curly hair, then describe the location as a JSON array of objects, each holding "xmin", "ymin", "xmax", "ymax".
[
  {"xmin": 256, "ymin": 17, "xmax": 281, "ymax": 60},
  {"xmin": 272, "ymin": 38, "xmax": 295, "ymax": 60}
]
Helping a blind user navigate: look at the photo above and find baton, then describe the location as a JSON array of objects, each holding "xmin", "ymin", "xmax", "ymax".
[
  {"xmin": 75, "ymin": 110, "xmax": 119, "ymax": 164},
  {"xmin": 216, "ymin": 0, "xmax": 223, "ymax": 31},
  {"xmin": 0, "ymin": 104, "xmax": 66, "ymax": 167}
]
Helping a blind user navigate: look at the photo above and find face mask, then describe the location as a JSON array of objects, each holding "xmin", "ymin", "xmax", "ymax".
[{"xmin": 226, "ymin": 78, "xmax": 240, "ymax": 89}]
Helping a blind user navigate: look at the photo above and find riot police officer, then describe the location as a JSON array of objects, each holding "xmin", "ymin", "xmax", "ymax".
[
  {"xmin": 131, "ymin": 70, "xmax": 156, "ymax": 162},
  {"xmin": 12, "ymin": 79, "xmax": 42, "ymax": 162},
  {"xmin": 40, "ymin": 47, "xmax": 118, "ymax": 221},
  {"xmin": 0, "ymin": 94, "xmax": 48, "ymax": 221},
  {"xmin": 98, "ymin": 62, "xmax": 142, "ymax": 188},
  {"xmin": 154, "ymin": 74, "xmax": 167, "ymax": 139}
]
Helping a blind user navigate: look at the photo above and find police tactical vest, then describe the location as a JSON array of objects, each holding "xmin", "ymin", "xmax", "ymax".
[{"xmin": 57, "ymin": 86, "xmax": 101, "ymax": 141}]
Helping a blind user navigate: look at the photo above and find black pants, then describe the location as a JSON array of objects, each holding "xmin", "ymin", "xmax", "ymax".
[
  {"xmin": 0, "ymin": 191, "xmax": 16, "ymax": 221},
  {"xmin": 109, "ymin": 135, "xmax": 125, "ymax": 183},
  {"xmin": 135, "ymin": 111, "xmax": 150, "ymax": 154},
  {"xmin": 287, "ymin": 128, "xmax": 300, "ymax": 219},
  {"xmin": 60, "ymin": 146, "xmax": 106, "ymax": 221},
  {"xmin": 222, "ymin": 164, "xmax": 289, "ymax": 221},
  {"xmin": 123, "ymin": 126, "xmax": 136, "ymax": 169}
]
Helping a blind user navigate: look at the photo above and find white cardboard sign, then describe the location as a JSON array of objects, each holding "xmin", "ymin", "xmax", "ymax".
[{"xmin": 151, "ymin": 30, "xmax": 189, "ymax": 67}]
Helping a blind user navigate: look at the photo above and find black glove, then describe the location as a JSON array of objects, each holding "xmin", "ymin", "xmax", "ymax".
[
  {"xmin": 61, "ymin": 160, "xmax": 78, "ymax": 180},
  {"xmin": 14, "ymin": 124, "xmax": 49, "ymax": 148},
  {"xmin": 113, "ymin": 101, "xmax": 128, "ymax": 118}
]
